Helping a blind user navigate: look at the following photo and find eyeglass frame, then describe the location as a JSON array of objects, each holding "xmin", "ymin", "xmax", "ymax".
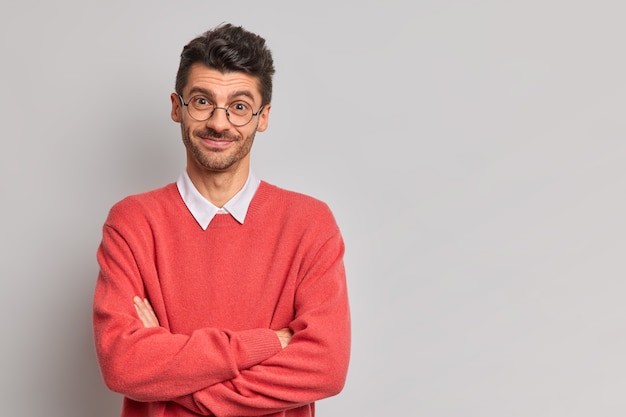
[{"xmin": 176, "ymin": 93, "xmax": 265, "ymax": 127}]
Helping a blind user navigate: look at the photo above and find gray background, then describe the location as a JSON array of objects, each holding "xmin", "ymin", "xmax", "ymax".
[{"xmin": 1, "ymin": 1, "xmax": 625, "ymax": 416}]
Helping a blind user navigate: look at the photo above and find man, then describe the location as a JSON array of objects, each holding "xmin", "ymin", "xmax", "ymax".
[{"xmin": 92, "ymin": 23, "xmax": 351, "ymax": 417}]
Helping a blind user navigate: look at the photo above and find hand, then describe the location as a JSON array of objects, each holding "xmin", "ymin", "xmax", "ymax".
[
  {"xmin": 274, "ymin": 328, "xmax": 293, "ymax": 349},
  {"xmin": 133, "ymin": 296, "xmax": 160, "ymax": 328},
  {"xmin": 133, "ymin": 295, "xmax": 291, "ymax": 348}
]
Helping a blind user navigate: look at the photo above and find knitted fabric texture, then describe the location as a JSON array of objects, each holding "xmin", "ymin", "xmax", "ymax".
[{"xmin": 93, "ymin": 181, "xmax": 351, "ymax": 417}]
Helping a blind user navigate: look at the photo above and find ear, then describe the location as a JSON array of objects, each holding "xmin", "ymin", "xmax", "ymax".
[
  {"xmin": 256, "ymin": 103, "xmax": 271, "ymax": 132},
  {"xmin": 171, "ymin": 93, "xmax": 182, "ymax": 123}
]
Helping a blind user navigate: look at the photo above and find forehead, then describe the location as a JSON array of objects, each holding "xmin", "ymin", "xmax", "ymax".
[{"xmin": 184, "ymin": 64, "xmax": 261, "ymax": 101}]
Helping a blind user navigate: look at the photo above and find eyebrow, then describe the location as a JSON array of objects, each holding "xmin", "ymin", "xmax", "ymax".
[{"xmin": 188, "ymin": 87, "xmax": 256, "ymax": 103}]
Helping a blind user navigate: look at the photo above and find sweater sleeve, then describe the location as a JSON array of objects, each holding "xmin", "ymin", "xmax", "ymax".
[
  {"xmin": 92, "ymin": 215, "xmax": 282, "ymax": 402},
  {"xmin": 172, "ymin": 230, "xmax": 351, "ymax": 416}
]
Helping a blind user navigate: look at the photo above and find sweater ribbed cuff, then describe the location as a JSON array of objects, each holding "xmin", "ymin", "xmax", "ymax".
[{"xmin": 233, "ymin": 328, "xmax": 283, "ymax": 371}]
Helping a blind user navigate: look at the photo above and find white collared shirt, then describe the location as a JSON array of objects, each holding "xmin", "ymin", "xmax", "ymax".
[{"xmin": 176, "ymin": 170, "xmax": 261, "ymax": 230}]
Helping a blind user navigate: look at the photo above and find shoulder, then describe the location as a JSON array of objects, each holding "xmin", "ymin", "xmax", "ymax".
[
  {"xmin": 254, "ymin": 181, "xmax": 340, "ymax": 232},
  {"xmin": 257, "ymin": 182, "xmax": 346, "ymax": 260},
  {"xmin": 259, "ymin": 181, "xmax": 334, "ymax": 215},
  {"xmin": 106, "ymin": 183, "xmax": 179, "ymax": 225}
]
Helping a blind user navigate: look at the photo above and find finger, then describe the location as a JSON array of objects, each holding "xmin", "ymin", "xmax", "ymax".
[
  {"xmin": 143, "ymin": 298, "xmax": 156, "ymax": 315},
  {"xmin": 134, "ymin": 300, "xmax": 153, "ymax": 327},
  {"xmin": 141, "ymin": 298, "xmax": 159, "ymax": 327},
  {"xmin": 133, "ymin": 296, "xmax": 159, "ymax": 328}
]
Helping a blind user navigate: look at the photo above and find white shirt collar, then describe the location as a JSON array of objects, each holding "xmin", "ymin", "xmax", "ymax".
[{"xmin": 176, "ymin": 170, "xmax": 261, "ymax": 230}]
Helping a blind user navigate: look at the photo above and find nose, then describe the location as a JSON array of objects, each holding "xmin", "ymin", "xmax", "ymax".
[{"xmin": 207, "ymin": 106, "xmax": 231, "ymax": 131}]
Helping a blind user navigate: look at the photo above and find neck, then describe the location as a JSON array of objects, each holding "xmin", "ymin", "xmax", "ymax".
[{"xmin": 186, "ymin": 164, "xmax": 249, "ymax": 208}]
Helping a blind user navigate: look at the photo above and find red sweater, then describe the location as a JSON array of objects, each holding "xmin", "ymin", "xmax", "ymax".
[{"xmin": 93, "ymin": 181, "xmax": 351, "ymax": 417}]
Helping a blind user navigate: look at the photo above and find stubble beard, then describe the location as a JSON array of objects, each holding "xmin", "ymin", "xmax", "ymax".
[{"xmin": 182, "ymin": 123, "xmax": 256, "ymax": 172}]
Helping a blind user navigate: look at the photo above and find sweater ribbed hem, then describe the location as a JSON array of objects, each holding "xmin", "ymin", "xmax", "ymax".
[{"xmin": 234, "ymin": 328, "xmax": 283, "ymax": 370}]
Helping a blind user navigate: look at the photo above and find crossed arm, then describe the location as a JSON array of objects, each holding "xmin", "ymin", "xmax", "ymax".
[
  {"xmin": 95, "ymin": 218, "xmax": 350, "ymax": 416},
  {"xmin": 133, "ymin": 296, "xmax": 294, "ymax": 348},
  {"xmin": 129, "ymin": 297, "xmax": 320, "ymax": 416}
]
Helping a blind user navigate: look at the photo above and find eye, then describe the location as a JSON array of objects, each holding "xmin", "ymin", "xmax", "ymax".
[
  {"xmin": 229, "ymin": 101, "xmax": 252, "ymax": 115},
  {"xmin": 191, "ymin": 96, "xmax": 212, "ymax": 108}
]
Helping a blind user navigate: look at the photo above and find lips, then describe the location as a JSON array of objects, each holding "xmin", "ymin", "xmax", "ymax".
[
  {"xmin": 198, "ymin": 137, "xmax": 234, "ymax": 150},
  {"xmin": 201, "ymin": 136, "xmax": 233, "ymax": 142},
  {"xmin": 196, "ymin": 129, "xmax": 238, "ymax": 142},
  {"xmin": 195, "ymin": 129, "xmax": 239, "ymax": 148}
]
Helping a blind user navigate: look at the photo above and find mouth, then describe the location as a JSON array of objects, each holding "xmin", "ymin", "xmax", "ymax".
[
  {"xmin": 197, "ymin": 132, "xmax": 238, "ymax": 148},
  {"xmin": 202, "ymin": 138, "xmax": 234, "ymax": 149}
]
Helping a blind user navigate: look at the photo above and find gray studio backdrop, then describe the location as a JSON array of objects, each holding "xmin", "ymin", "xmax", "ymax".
[{"xmin": 1, "ymin": 1, "xmax": 625, "ymax": 416}]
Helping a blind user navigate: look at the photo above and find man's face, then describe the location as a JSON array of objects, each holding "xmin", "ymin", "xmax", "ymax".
[{"xmin": 171, "ymin": 63, "xmax": 270, "ymax": 176}]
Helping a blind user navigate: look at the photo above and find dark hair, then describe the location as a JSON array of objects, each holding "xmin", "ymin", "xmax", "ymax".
[{"xmin": 175, "ymin": 23, "xmax": 275, "ymax": 105}]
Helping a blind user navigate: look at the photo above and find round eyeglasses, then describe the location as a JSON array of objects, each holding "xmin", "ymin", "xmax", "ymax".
[{"xmin": 177, "ymin": 94, "xmax": 264, "ymax": 127}]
